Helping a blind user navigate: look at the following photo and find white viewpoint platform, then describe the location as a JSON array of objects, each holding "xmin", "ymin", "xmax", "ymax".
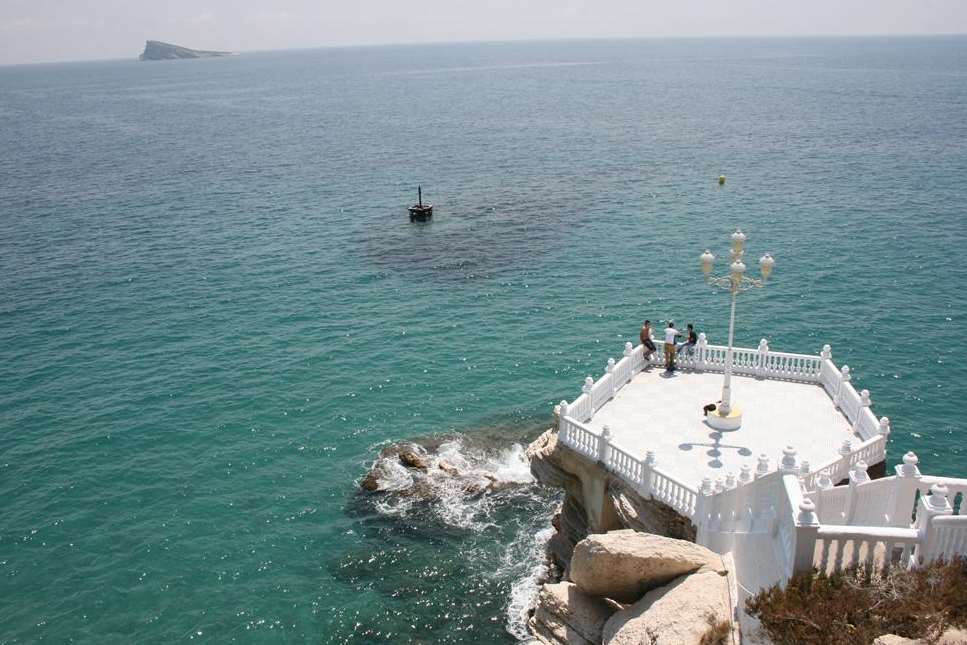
[{"xmin": 586, "ymin": 368, "xmax": 856, "ymax": 487}]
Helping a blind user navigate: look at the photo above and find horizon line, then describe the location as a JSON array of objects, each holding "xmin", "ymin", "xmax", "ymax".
[{"xmin": 3, "ymin": 31, "xmax": 966, "ymax": 68}]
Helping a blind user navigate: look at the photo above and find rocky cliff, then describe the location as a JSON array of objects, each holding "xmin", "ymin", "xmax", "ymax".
[
  {"xmin": 526, "ymin": 429, "xmax": 734, "ymax": 644},
  {"xmin": 139, "ymin": 40, "xmax": 233, "ymax": 61},
  {"xmin": 528, "ymin": 531, "xmax": 736, "ymax": 645}
]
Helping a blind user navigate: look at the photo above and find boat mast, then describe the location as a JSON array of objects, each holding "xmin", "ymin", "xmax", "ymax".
[{"xmin": 418, "ymin": 185, "xmax": 423, "ymax": 207}]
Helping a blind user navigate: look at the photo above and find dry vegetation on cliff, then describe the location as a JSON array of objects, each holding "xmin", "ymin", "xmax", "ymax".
[{"xmin": 746, "ymin": 557, "xmax": 967, "ymax": 645}]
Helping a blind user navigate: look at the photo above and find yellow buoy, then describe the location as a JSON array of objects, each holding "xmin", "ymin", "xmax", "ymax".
[{"xmin": 718, "ymin": 175, "xmax": 726, "ymax": 185}]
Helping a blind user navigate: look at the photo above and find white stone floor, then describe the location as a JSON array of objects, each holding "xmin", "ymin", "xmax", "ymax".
[{"xmin": 587, "ymin": 368, "xmax": 858, "ymax": 489}]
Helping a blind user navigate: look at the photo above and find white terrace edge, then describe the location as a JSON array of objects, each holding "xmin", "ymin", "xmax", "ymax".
[{"xmin": 553, "ymin": 335, "xmax": 967, "ymax": 588}]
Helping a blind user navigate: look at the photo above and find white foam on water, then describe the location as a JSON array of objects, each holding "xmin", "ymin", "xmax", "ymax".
[
  {"xmin": 367, "ymin": 438, "xmax": 537, "ymax": 531},
  {"xmin": 502, "ymin": 525, "xmax": 556, "ymax": 641}
]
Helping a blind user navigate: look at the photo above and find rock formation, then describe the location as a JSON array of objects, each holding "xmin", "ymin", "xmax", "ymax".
[
  {"xmin": 527, "ymin": 428, "xmax": 697, "ymax": 571},
  {"xmin": 526, "ymin": 428, "xmax": 733, "ymax": 644},
  {"xmin": 601, "ymin": 568, "xmax": 732, "ymax": 645},
  {"xmin": 528, "ymin": 530, "xmax": 735, "ymax": 645},
  {"xmin": 530, "ymin": 582, "xmax": 620, "ymax": 645},
  {"xmin": 139, "ymin": 41, "xmax": 233, "ymax": 61},
  {"xmin": 569, "ymin": 530, "xmax": 726, "ymax": 603}
]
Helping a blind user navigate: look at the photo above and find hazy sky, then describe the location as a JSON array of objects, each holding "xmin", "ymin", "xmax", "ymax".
[{"xmin": 2, "ymin": 0, "xmax": 966, "ymax": 65}]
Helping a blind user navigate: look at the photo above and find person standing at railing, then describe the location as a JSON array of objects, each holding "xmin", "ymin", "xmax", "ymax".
[
  {"xmin": 640, "ymin": 320, "xmax": 657, "ymax": 363},
  {"xmin": 677, "ymin": 324, "xmax": 698, "ymax": 358},
  {"xmin": 664, "ymin": 321, "xmax": 681, "ymax": 371}
]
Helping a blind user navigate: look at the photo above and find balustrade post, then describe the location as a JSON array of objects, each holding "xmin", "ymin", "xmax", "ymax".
[
  {"xmin": 799, "ymin": 460, "xmax": 811, "ymax": 479},
  {"xmin": 756, "ymin": 454, "xmax": 770, "ymax": 479},
  {"xmin": 739, "ymin": 464, "xmax": 752, "ymax": 485},
  {"xmin": 879, "ymin": 417, "xmax": 891, "ymax": 437},
  {"xmin": 914, "ymin": 484, "xmax": 953, "ymax": 564},
  {"xmin": 583, "ymin": 376, "xmax": 594, "ymax": 417},
  {"xmin": 814, "ymin": 473, "xmax": 833, "ymax": 520},
  {"xmin": 557, "ymin": 400, "xmax": 569, "ymax": 435},
  {"xmin": 638, "ymin": 451, "xmax": 657, "ymax": 498},
  {"xmin": 725, "ymin": 472, "xmax": 736, "ymax": 490},
  {"xmin": 599, "ymin": 426, "xmax": 612, "ymax": 465},
  {"xmin": 821, "ymin": 344, "xmax": 832, "ymax": 361},
  {"xmin": 606, "ymin": 358, "xmax": 616, "ymax": 399},
  {"xmin": 714, "ymin": 477, "xmax": 725, "ymax": 494},
  {"xmin": 780, "ymin": 446, "xmax": 798, "ymax": 474},
  {"xmin": 695, "ymin": 477, "xmax": 714, "ymax": 532},
  {"xmin": 793, "ymin": 499, "xmax": 820, "ymax": 574},
  {"xmin": 892, "ymin": 452, "xmax": 921, "ymax": 527},
  {"xmin": 852, "ymin": 389, "xmax": 871, "ymax": 433},
  {"xmin": 757, "ymin": 338, "xmax": 769, "ymax": 377},
  {"xmin": 844, "ymin": 460, "xmax": 869, "ymax": 524},
  {"xmin": 839, "ymin": 440, "xmax": 852, "ymax": 459},
  {"xmin": 697, "ymin": 333, "xmax": 708, "ymax": 370},
  {"xmin": 624, "ymin": 342, "xmax": 634, "ymax": 375},
  {"xmin": 834, "ymin": 365, "xmax": 851, "ymax": 409}
]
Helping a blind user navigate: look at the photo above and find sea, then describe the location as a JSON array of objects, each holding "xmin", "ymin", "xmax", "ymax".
[{"xmin": 1, "ymin": 36, "xmax": 966, "ymax": 643}]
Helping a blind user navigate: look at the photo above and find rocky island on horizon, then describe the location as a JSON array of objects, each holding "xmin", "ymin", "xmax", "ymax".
[{"xmin": 138, "ymin": 40, "xmax": 233, "ymax": 61}]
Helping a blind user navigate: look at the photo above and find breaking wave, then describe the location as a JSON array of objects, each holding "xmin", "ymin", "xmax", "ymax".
[
  {"xmin": 362, "ymin": 436, "xmax": 537, "ymax": 531},
  {"xmin": 356, "ymin": 432, "xmax": 560, "ymax": 640}
]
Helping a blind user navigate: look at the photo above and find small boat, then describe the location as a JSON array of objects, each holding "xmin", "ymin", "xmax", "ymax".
[{"xmin": 408, "ymin": 186, "xmax": 433, "ymax": 222}]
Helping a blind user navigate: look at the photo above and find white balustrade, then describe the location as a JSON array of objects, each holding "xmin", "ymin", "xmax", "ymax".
[
  {"xmin": 553, "ymin": 339, "xmax": 967, "ymax": 585},
  {"xmin": 921, "ymin": 515, "xmax": 967, "ymax": 562},
  {"xmin": 801, "ymin": 434, "xmax": 887, "ymax": 491},
  {"xmin": 651, "ymin": 465, "xmax": 698, "ymax": 517},
  {"xmin": 813, "ymin": 525, "xmax": 919, "ymax": 576},
  {"xmin": 559, "ymin": 416, "xmax": 601, "ymax": 460},
  {"xmin": 606, "ymin": 441, "xmax": 644, "ymax": 488},
  {"xmin": 819, "ymin": 357, "xmax": 841, "ymax": 398},
  {"xmin": 568, "ymin": 393, "xmax": 592, "ymax": 423}
]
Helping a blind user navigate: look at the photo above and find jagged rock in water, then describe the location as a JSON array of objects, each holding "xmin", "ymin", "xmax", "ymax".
[
  {"xmin": 398, "ymin": 448, "xmax": 429, "ymax": 471},
  {"xmin": 359, "ymin": 471, "xmax": 380, "ymax": 492},
  {"xmin": 608, "ymin": 479, "xmax": 697, "ymax": 542},
  {"xmin": 438, "ymin": 460, "xmax": 459, "ymax": 476},
  {"xmin": 602, "ymin": 569, "xmax": 732, "ymax": 645},
  {"xmin": 570, "ymin": 530, "xmax": 726, "ymax": 603},
  {"xmin": 139, "ymin": 40, "xmax": 232, "ymax": 61}
]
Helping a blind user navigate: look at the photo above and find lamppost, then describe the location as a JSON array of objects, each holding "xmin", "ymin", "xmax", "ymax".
[{"xmin": 699, "ymin": 229, "xmax": 774, "ymax": 430}]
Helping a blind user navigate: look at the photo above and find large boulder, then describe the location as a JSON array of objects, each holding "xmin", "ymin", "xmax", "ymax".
[
  {"xmin": 602, "ymin": 569, "xmax": 732, "ymax": 645},
  {"xmin": 570, "ymin": 530, "xmax": 725, "ymax": 603},
  {"xmin": 529, "ymin": 582, "xmax": 619, "ymax": 645}
]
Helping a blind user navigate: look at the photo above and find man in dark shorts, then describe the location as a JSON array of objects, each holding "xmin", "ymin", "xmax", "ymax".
[
  {"xmin": 639, "ymin": 320, "xmax": 656, "ymax": 363},
  {"xmin": 677, "ymin": 323, "xmax": 698, "ymax": 357}
]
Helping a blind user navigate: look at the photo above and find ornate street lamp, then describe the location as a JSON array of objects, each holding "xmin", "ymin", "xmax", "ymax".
[{"xmin": 700, "ymin": 229, "xmax": 774, "ymax": 430}]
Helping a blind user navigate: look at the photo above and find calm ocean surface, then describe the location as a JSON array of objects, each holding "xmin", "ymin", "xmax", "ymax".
[{"xmin": 2, "ymin": 37, "xmax": 967, "ymax": 643}]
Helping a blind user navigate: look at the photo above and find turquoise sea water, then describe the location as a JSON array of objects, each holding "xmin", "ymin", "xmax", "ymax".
[{"xmin": 2, "ymin": 37, "xmax": 967, "ymax": 643}]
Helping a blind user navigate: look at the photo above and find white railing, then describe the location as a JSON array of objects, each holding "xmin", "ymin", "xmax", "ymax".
[
  {"xmin": 814, "ymin": 525, "xmax": 918, "ymax": 575},
  {"xmin": 801, "ymin": 433, "xmax": 888, "ymax": 491},
  {"xmin": 651, "ymin": 464, "xmax": 698, "ymax": 517},
  {"xmin": 921, "ymin": 515, "xmax": 967, "ymax": 562},
  {"xmin": 606, "ymin": 441, "xmax": 644, "ymax": 489},
  {"xmin": 559, "ymin": 416, "xmax": 600, "ymax": 461},
  {"xmin": 551, "ymin": 339, "xmax": 967, "ymax": 585},
  {"xmin": 761, "ymin": 350, "xmax": 823, "ymax": 381},
  {"xmin": 789, "ymin": 456, "xmax": 967, "ymax": 578}
]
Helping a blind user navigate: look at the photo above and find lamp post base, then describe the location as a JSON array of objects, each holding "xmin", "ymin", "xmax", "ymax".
[{"xmin": 707, "ymin": 404, "xmax": 743, "ymax": 431}]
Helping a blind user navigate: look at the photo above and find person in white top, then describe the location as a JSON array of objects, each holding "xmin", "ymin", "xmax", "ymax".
[{"xmin": 663, "ymin": 321, "xmax": 680, "ymax": 371}]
